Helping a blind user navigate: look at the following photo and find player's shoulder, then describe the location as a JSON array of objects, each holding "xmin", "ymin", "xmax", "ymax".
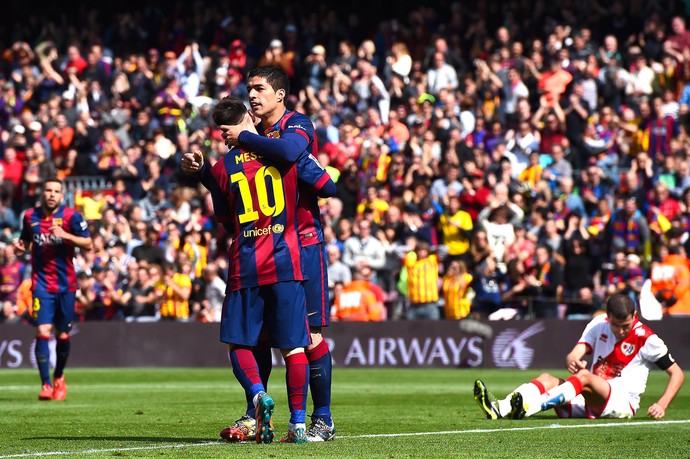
[
  {"xmin": 632, "ymin": 320, "xmax": 657, "ymax": 341},
  {"xmin": 283, "ymin": 111, "xmax": 314, "ymax": 131},
  {"xmin": 61, "ymin": 205, "xmax": 79, "ymax": 217},
  {"xmin": 583, "ymin": 312, "xmax": 608, "ymax": 332},
  {"xmin": 24, "ymin": 206, "xmax": 38, "ymax": 219}
]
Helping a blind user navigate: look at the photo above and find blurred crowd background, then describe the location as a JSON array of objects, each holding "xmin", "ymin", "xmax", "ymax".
[{"xmin": 3, "ymin": 0, "xmax": 690, "ymax": 324}]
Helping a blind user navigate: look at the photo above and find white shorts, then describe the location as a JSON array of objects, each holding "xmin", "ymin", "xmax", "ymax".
[{"xmin": 554, "ymin": 381, "xmax": 635, "ymax": 419}]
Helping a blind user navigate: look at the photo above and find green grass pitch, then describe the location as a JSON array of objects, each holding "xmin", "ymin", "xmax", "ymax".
[{"xmin": 0, "ymin": 368, "xmax": 688, "ymax": 458}]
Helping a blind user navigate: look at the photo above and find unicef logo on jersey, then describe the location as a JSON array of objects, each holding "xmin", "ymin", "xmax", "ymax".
[
  {"xmin": 492, "ymin": 322, "xmax": 545, "ymax": 369},
  {"xmin": 243, "ymin": 223, "xmax": 284, "ymax": 238}
]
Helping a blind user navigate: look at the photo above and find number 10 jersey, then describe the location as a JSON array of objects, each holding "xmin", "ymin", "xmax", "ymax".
[{"xmin": 202, "ymin": 147, "xmax": 303, "ymax": 291}]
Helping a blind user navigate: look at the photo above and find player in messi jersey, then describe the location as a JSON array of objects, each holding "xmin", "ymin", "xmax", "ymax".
[
  {"xmin": 218, "ymin": 66, "xmax": 336, "ymax": 442},
  {"xmin": 14, "ymin": 178, "xmax": 93, "ymax": 401},
  {"xmin": 474, "ymin": 293, "xmax": 684, "ymax": 420},
  {"xmin": 182, "ymin": 95, "xmax": 334, "ymax": 444}
]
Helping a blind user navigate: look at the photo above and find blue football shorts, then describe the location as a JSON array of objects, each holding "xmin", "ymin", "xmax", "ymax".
[
  {"xmin": 301, "ymin": 242, "xmax": 330, "ymax": 328},
  {"xmin": 32, "ymin": 292, "xmax": 76, "ymax": 333},
  {"xmin": 220, "ymin": 280, "xmax": 310, "ymax": 349}
]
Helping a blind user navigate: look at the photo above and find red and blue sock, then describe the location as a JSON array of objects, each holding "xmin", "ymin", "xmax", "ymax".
[
  {"xmin": 306, "ymin": 340, "xmax": 333, "ymax": 423},
  {"xmin": 229, "ymin": 346, "xmax": 264, "ymax": 404},
  {"xmin": 248, "ymin": 343, "xmax": 273, "ymax": 416},
  {"xmin": 285, "ymin": 352, "xmax": 309, "ymax": 425}
]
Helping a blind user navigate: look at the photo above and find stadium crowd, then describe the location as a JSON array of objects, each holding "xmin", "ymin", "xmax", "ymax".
[{"xmin": 3, "ymin": 0, "xmax": 690, "ymax": 324}]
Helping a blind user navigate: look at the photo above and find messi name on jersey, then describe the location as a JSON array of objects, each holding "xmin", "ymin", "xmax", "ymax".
[{"xmin": 235, "ymin": 151, "xmax": 263, "ymax": 164}]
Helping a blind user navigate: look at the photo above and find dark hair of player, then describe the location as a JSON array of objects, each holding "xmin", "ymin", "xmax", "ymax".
[
  {"xmin": 247, "ymin": 66, "xmax": 290, "ymax": 96},
  {"xmin": 606, "ymin": 293, "xmax": 636, "ymax": 320},
  {"xmin": 212, "ymin": 95, "xmax": 248, "ymax": 126}
]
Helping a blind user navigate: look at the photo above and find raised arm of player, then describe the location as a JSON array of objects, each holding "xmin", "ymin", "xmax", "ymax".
[{"xmin": 648, "ymin": 359, "xmax": 685, "ymax": 419}]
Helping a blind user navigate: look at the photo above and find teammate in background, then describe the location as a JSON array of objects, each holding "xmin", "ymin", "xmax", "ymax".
[
  {"xmin": 220, "ymin": 66, "xmax": 337, "ymax": 442},
  {"xmin": 14, "ymin": 178, "xmax": 93, "ymax": 401},
  {"xmin": 474, "ymin": 294, "xmax": 684, "ymax": 420},
  {"xmin": 181, "ymin": 95, "xmax": 333, "ymax": 444}
]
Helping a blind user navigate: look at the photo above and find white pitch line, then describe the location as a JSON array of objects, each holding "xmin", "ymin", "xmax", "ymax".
[
  {"xmin": 0, "ymin": 419, "xmax": 688, "ymax": 458},
  {"xmin": 345, "ymin": 418, "xmax": 690, "ymax": 438},
  {"xmin": 0, "ymin": 441, "xmax": 223, "ymax": 458}
]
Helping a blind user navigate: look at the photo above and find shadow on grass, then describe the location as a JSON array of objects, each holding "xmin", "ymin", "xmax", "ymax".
[{"xmin": 25, "ymin": 436, "xmax": 218, "ymax": 443}]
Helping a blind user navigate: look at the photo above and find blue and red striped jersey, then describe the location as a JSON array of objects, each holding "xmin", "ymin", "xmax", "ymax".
[
  {"xmin": 201, "ymin": 147, "xmax": 304, "ymax": 291},
  {"xmin": 262, "ymin": 110, "xmax": 332, "ymax": 247},
  {"xmin": 641, "ymin": 115, "xmax": 678, "ymax": 162},
  {"xmin": 20, "ymin": 205, "xmax": 90, "ymax": 293}
]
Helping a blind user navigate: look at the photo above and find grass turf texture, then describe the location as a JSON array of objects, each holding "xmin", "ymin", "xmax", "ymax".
[{"xmin": 0, "ymin": 368, "xmax": 688, "ymax": 458}]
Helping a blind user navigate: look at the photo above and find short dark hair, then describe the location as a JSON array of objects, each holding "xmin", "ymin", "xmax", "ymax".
[
  {"xmin": 42, "ymin": 177, "xmax": 63, "ymax": 190},
  {"xmin": 247, "ymin": 66, "xmax": 290, "ymax": 96},
  {"xmin": 212, "ymin": 96, "xmax": 248, "ymax": 126},
  {"xmin": 668, "ymin": 244, "xmax": 681, "ymax": 255},
  {"xmin": 606, "ymin": 293, "xmax": 636, "ymax": 320}
]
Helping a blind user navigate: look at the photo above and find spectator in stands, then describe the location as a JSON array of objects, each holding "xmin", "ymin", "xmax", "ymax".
[
  {"xmin": 442, "ymin": 260, "xmax": 473, "ymax": 320},
  {"xmin": 426, "ymin": 51, "xmax": 459, "ymax": 97},
  {"xmin": 331, "ymin": 265, "xmax": 385, "ymax": 322},
  {"xmin": 132, "ymin": 224, "xmax": 165, "ymax": 265},
  {"xmin": 470, "ymin": 255, "xmax": 503, "ymax": 319},
  {"xmin": 200, "ymin": 263, "xmax": 225, "ymax": 322},
  {"xmin": 403, "ymin": 239, "xmax": 440, "ymax": 320},
  {"xmin": 606, "ymin": 194, "xmax": 651, "ymax": 263},
  {"xmin": 139, "ymin": 185, "xmax": 167, "ymax": 222},
  {"xmin": 326, "ymin": 244, "xmax": 351, "ymax": 302},
  {"xmin": 155, "ymin": 261, "xmax": 192, "ymax": 321},
  {"xmin": 650, "ymin": 244, "xmax": 690, "ymax": 316},
  {"xmin": 342, "ymin": 218, "xmax": 386, "ymax": 282},
  {"xmin": 438, "ymin": 194, "xmax": 473, "ymax": 268},
  {"xmin": 524, "ymin": 244, "xmax": 563, "ymax": 318},
  {"xmin": 459, "ymin": 169, "xmax": 491, "ymax": 220}
]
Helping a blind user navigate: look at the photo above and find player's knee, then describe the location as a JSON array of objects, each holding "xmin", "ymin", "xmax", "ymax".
[
  {"xmin": 536, "ymin": 372, "xmax": 554, "ymax": 382},
  {"xmin": 281, "ymin": 347, "xmax": 305, "ymax": 358},
  {"xmin": 36, "ymin": 324, "xmax": 52, "ymax": 338},
  {"xmin": 308, "ymin": 329, "xmax": 324, "ymax": 349},
  {"xmin": 575, "ymin": 369, "xmax": 593, "ymax": 384}
]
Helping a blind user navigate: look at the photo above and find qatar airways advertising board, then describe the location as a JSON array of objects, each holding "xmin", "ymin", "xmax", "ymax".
[{"xmin": 0, "ymin": 319, "xmax": 688, "ymax": 369}]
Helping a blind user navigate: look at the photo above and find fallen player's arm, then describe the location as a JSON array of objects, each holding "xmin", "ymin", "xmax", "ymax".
[
  {"xmin": 565, "ymin": 343, "xmax": 589, "ymax": 373},
  {"xmin": 648, "ymin": 358, "xmax": 685, "ymax": 419}
]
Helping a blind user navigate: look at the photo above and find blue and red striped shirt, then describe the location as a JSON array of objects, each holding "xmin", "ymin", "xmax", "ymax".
[
  {"xmin": 20, "ymin": 205, "xmax": 89, "ymax": 293},
  {"xmin": 201, "ymin": 147, "xmax": 304, "ymax": 291},
  {"xmin": 262, "ymin": 110, "xmax": 333, "ymax": 247},
  {"xmin": 640, "ymin": 115, "xmax": 678, "ymax": 163}
]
